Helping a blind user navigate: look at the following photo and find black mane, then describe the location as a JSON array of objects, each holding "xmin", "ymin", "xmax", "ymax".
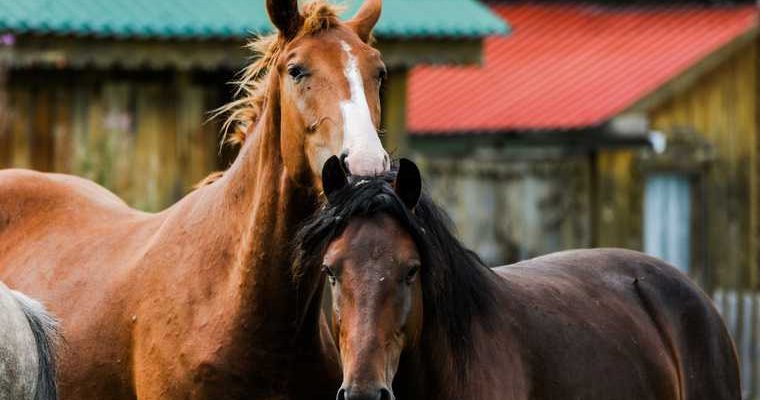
[{"xmin": 292, "ymin": 172, "xmax": 502, "ymax": 388}]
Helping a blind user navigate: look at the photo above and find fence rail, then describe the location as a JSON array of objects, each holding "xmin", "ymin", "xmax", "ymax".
[{"xmin": 713, "ymin": 290, "xmax": 760, "ymax": 399}]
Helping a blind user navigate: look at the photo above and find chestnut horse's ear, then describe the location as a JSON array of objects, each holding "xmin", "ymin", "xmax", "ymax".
[
  {"xmin": 267, "ymin": 0, "xmax": 304, "ymax": 39},
  {"xmin": 395, "ymin": 158, "xmax": 421, "ymax": 210},
  {"xmin": 323, "ymin": 155, "xmax": 349, "ymax": 201},
  {"xmin": 348, "ymin": 0, "xmax": 382, "ymax": 43}
]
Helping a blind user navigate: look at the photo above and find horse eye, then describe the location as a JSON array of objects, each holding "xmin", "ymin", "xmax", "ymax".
[
  {"xmin": 287, "ymin": 64, "xmax": 308, "ymax": 81},
  {"xmin": 322, "ymin": 265, "xmax": 337, "ymax": 285},
  {"xmin": 406, "ymin": 265, "xmax": 420, "ymax": 284}
]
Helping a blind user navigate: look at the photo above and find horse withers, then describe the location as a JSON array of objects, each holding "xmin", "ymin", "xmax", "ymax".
[
  {"xmin": 0, "ymin": 281, "xmax": 58, "ymax": 400},
  {"xmin": 292, "ymin": 157, "xmax": 741, "ymax": 400}
]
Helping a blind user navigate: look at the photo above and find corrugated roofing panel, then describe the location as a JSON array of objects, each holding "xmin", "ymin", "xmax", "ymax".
[
  {"xmin": 408, "ymin": 4, "xmax": 758, "ymax": 134},
  {"xmin": 0, "ymin": 0, "xmax": 509, "ymax": 39}
]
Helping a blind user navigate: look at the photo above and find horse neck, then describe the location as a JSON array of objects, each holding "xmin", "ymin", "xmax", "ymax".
[
  {"xmin": 212, "ymin": 86, "xmax": 323, "ymax": 353},
  {"xmin": 399, "ymin": 278, "xmax": 523, "ymax": 399}
]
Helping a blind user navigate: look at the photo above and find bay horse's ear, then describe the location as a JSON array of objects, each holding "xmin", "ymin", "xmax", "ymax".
[
  {"xmin": 395, "ymin": 158, "xmax": 421, "ymax": 210},
  {"xmin": 348, "ymin": 0, "xmax": 382, "ymax": 43},
  {"xmin": 267, "ymin": 0, "xmax": 304, "ymax": 39},
  {"xmin": 323, "ymin": 155, "xmax": 349, "ymax": 201}
]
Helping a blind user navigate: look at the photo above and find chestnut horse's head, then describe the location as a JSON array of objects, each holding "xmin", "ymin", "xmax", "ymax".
[{"xmin": 226, "ymin": 0, "xmax": 390, "ymax": 184}]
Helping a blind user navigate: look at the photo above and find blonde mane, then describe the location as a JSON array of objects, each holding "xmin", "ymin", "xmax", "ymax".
[
  {"xmin": 216, "ymin": 1, "xmax": 345, "ymax": 147},
  {"xmin": 195, "ymin": 1, "xmax": 346, "ymax": 189}
]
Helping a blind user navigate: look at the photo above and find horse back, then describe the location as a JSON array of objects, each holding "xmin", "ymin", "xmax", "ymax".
[
  {"xmin": 0, "ymin": 169, "xmax": 130, "ymax": 215},
  {"xmin": 0, "ymin": 168, "xmax": 148, "ymax": 241},
  {"xmin": 0, "ymin": 168, "xmax": 150, "ymax": 273},
  {"xmin": 494, "ymin": 248, "xmax": 740, "ymax": 400}
]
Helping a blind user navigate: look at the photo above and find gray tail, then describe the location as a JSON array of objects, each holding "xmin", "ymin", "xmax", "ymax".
[{"xmin": 12, "ymin": 291, "xmax": 60, "ymax": 400}]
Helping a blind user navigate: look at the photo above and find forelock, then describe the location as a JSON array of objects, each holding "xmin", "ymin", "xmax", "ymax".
[{"xmin": 300, "ymin": 0, "xmax": 345, "ymax": 36}]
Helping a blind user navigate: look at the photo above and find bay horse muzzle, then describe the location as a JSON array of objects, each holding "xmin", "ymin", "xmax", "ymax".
[{"xmin": 336, "ymin": 386, "xmax": 394, "ymax": 400}]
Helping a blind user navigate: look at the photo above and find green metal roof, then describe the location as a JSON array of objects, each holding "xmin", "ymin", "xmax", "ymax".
[{"xmin": 0, "ymin": 0, "xmax": 509, "ymax": 39}]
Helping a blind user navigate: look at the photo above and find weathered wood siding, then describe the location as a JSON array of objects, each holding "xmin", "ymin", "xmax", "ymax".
[
  {"xmin": 0, "ymin": 51, "xmax": 9, "ymax": 161},
  {"xmin": 714, "ymin": 290, "xmax": 760, "ymax": 400},
  {"xmin": 649, "ymin": 41, "xmax": 758, "ymax": 291},
  {"xmin": 0, "ymin": 69, "xmax": 228, "ymax": 211},
  {"xmin": 418, "ymin": 148, "xmax": 593, "ymax": 266},
  {"xmin": 594, "ymin": 150, "xmax": 644, "ymax": 250},
  {"xmin": 597, "ymin": 39, "xmax": 759, "ymax": 398}
]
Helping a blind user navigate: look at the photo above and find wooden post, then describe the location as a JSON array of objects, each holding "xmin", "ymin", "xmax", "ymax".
[
  {"xmin": 382, "ymin": 68, "xmax": 409, "ymax": 157},
  {"xmin": 753, "ymin": 36, "xmax": 760, "ymax": 292},
  {"xmin": 750, "ymin": 35, "xmax": 760, "ymax": 398},
  {"xmin": 0, "ymin": 36, "xmax": 10, "ymax": 166},
  {"xmin": 0, "ymin": 35, "xmax": 12, "ymax": 153}
]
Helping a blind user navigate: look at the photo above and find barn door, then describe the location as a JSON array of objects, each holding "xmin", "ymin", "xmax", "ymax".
[{"xmin": 643, "ymin": 173, "xmax": 691, "ymax": 273}]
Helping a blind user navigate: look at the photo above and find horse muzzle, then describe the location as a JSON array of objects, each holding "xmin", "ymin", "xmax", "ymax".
[{"xmin": 336, "ymin": 385, "xmax": 394, "ymax": 400}]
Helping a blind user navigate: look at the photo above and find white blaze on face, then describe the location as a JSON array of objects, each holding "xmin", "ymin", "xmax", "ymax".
[{"xmin": 340, "ymin": 41, "xmax": 389, "ymax": 176}]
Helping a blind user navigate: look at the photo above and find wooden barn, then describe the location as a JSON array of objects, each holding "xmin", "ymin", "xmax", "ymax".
[
  {"xmin": 0, "ymin": 0, "xmax": 507, "ymax": 211},
  {"xmin": 409, "ymin": 1, "xmax": 760, "ymax": 395}
]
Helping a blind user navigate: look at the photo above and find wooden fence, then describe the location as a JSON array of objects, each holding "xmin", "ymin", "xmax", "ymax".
[
  {"xmin": 0, "ymin": 69, "xmax": 229, "ymax": 211},
  {"xmin": 0, "ymin": 48, "xmax": 8, "ymax": 143},
  {"xmin": 714, "ymin": 290, "xmax": 760, "ymax": 399}
]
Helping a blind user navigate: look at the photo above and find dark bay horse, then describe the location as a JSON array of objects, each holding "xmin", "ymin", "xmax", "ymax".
[
  {"xmin": 293, "ymin": 157, "xmax": 741, "ymax": 400},
  {"xmin": 0, "ymin": 1, "xmax": 389, "ymax": 398},
  {"xmin": 0, "ymin": 281, "xmax": 59, "ymax": 400}
]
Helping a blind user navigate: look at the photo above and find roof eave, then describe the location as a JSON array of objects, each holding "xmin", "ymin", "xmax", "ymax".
[
  {"xmin": 411, "ymin": 124, "xmax": 646, "ymax": 140},
  {"xmin": 624, "ymin": 23, "xmax": 759, "ymax": 114},
  {"xmin": 4, "ymin": 33, "xmax": 491, "ymax": 71}
]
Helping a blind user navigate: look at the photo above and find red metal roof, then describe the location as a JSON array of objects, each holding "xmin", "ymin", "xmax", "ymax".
[{"xmin": 408, "ymin": 3, "xmax": 758, "ymax": 134}]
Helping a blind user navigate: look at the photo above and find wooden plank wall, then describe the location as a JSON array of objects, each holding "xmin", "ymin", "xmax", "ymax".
[
  {"xmin": 0, "ymin": 52, "xmax": 8, "ymax": 164},
  {"xmin": 714, "ymin": 289, "xmax": 760, "ymax": 400},
  {"xmin": 649, "ymin": 41, "xmax": 758, "ymax": 293},
  {"xmin": 1, "ymin": 69, "xmax": 228, "ymax": 211},
  {"xmin": 597, "ymin": 40, "xmax": 759, "ymax": 398},
  {"xmin": 595, "ymin": 150, "xmax": 644, "ymax": 250},
  {"xmin": 419, "ymin": 149, "xmax": 593, "ymax": 266}
]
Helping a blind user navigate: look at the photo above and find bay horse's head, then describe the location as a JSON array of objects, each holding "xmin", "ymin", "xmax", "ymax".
[
  {"xmin": 227, "ymin": 0, "xmax": 390, "ymax": 183},
  {"xmin": 294, "ymin": 157, "xmax": 424, "ymax": 400}
]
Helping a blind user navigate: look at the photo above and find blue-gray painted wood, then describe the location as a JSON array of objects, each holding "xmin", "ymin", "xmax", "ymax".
[
  {"xmin": 714, "ymin": 290, "xmax": 759, "ymax": 400},
  {"xmin": 644, "ymin": 174, "xmax": 691, "ymax": 273}
]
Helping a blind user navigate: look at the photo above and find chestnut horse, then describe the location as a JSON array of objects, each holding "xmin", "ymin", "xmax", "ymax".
[
  {"xmin": 0, "ymin": 1, "xmax": 389, "ymax": 398},
  {"xmin": 293, "ymin": 157, "xmax": 741, "ymax": 400}
]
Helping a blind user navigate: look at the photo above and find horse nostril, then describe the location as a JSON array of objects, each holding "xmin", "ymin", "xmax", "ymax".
[
  {"xmin": 339, "ymin": 150, "xmax": 350, "ymax": 172},
  {"xmin": 340, "ymin": 387, "xmax": 390, "ymax": 400},
  {"xmin": 379, "ymin": 388, "xmax": 393, "ymax": 400}
]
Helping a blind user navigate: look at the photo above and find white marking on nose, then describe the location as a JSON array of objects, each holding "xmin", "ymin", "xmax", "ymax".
[{"xmin": 340, "ymin": 41, "xmax": 389, "ymax": 176}]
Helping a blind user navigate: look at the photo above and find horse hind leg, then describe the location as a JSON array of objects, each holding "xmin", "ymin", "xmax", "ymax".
[
  {"xmin": 11, "ymin": 290, "xmax": 60, "ymax": 400},
  {"xmin": 633, "ymin": 269, "xmax": 741, "ymax": 400}
]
